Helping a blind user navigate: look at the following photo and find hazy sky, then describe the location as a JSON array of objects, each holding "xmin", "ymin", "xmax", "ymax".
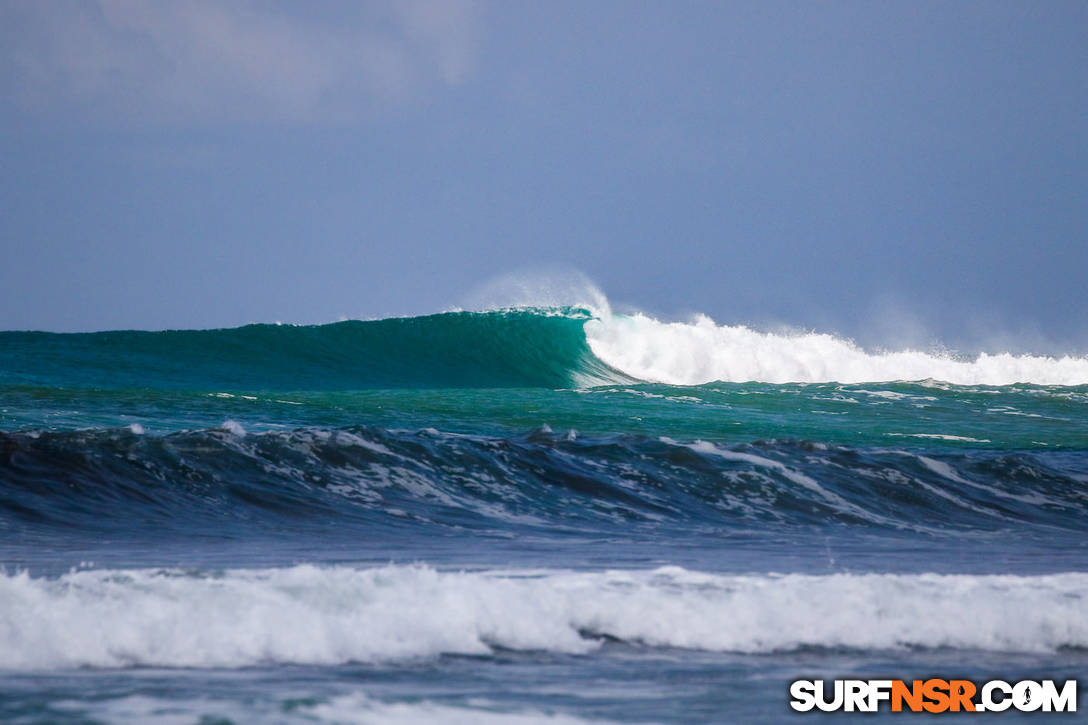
[{"xmin": 1, "ymin": 1, "xmax": 1086, "ymax": 352}]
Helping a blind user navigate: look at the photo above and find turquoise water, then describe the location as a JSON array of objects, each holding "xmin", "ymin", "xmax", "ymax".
[{"xmin": 1, "ymin": 308, "xmax": 1086, "ymax": 722}]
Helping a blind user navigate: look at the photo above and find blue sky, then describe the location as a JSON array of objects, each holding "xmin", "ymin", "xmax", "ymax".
[{"xmin": 1, "ymin": 1, "xmax": 1085, "ymax": 352}]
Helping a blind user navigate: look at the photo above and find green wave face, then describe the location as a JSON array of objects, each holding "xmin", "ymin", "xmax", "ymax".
[{"xmin": 0, "ymin": 308, "xmax": 632, "ymax": 392}]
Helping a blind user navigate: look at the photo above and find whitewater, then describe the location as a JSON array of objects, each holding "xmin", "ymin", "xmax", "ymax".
[
  {"xmin": 584, "ymin": 312, "xmax": 1088, "ymax": 386},
  {"xmin": 3, "ymin": 565, "xmax": 1086, "ymax": 670}
]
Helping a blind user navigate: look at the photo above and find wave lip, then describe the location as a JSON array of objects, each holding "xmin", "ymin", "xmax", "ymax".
[
  {"xmin": 2, "ymin": 565, "xmax": 1085, "ymax": 669},
  {"xmin": 585, "ymin": 313, "xmax": 1088, "ymax": 385}
]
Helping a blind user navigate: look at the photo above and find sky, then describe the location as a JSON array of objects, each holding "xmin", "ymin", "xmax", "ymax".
[{"xmin": 1, "ymin": 1, "xmax": 1086, "ymax": 353}]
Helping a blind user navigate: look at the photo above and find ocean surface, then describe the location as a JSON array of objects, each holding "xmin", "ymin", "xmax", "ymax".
[{"xmin": 1, "ymin": 304, "xmax": 1086, "ymax": 723}]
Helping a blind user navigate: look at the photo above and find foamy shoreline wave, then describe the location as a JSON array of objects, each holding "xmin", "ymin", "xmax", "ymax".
[{"xmin": 2, "ymin": 564, "xmax": 1085, "ymax": 669}]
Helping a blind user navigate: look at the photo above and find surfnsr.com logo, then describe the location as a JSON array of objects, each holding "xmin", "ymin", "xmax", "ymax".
[{"xmin": 790, "ymin": 679, "xmax": 1078, "ymax": 713}]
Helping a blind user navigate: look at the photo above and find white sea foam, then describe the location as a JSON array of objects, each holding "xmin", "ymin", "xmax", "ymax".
[
  {"xmin": 887, "ymin": 433, "xmax": 991, "ymax": 442},
  {"xmin": 584, "ymin": 312, "xmax": 1088, "ymax": 385},
  {"xmin": 220, "ymin": 419, "xmax": 247, "ymax": 436},
  {"xmin": 61, "ymin": 692, "xmax": 603, "ymax": 725},
  {"xmin": 301, "ymin": 693, "xmax": 602, "ymax": 725},
  {"xmin": 1, "ymin": 565, "xmax": 1085, "ymax": 670}
]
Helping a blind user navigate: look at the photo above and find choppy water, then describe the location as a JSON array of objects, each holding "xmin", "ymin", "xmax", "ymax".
[{"xmin": 1, "ymin": 306, "xmax": 1086, "ymax": 723}]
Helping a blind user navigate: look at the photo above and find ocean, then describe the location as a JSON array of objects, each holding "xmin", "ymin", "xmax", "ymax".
[{"xmin": 1, "ymin": 304, "xmax": 1086, "ymax": 723}]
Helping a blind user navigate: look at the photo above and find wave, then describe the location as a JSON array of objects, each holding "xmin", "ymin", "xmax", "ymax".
[
  {"xmin": 2, "ymin": 564, "xmax": 1085, "ymax": 669},
  {"xmin": 0, "ymin": 308, "xmax": 632, "ymax": 391},
  {"xmin": 2, "ymin": 425, "xmax": 1084, "ymax": 538},
  {"xmin": 4, "ymin": 299, "xmax": 1088, "ymax": 390},
  {"xmin": 585, "ymin": 313, "xmax": 1088, "ymax": 386}
]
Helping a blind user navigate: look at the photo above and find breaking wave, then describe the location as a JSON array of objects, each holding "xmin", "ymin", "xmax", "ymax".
[
  {"xmin": 3, "ymin": 299, "xmax": 1088, "ymax": 390},
  {"xmin": 2, "ymin": 564, "xmax": 1085, "ymax": 669}
]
